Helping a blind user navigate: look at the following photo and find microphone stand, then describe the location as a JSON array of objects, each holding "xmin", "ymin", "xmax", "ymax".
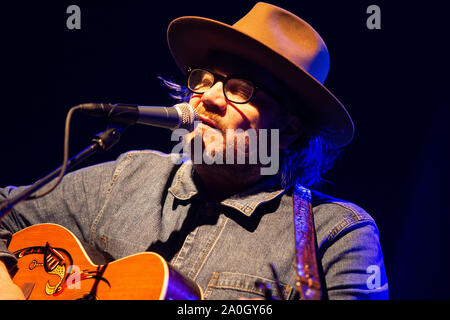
[{"xmin": 0, "ymin": 127, "xmax": 122, "ymax": 219}]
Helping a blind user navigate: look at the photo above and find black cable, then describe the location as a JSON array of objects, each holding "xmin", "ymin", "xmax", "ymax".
[
  {"xmin": 27, "ymin": 105, "xmax": 83, "ymax": 200},
  {"xmin": 0, "ymin": 105, "xmax": 82, "ymax": 204}
]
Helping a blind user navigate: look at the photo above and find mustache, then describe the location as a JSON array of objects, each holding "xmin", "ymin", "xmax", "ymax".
[
  {"xmin": 195, "ymin": 106, "xmax": 228, "ymax": 133},
  {"xmin": 195, "ymin": 106, "xmax": 253, "ymax": 134}
]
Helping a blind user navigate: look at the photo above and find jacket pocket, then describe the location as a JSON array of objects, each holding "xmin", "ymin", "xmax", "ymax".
[{"xmin": 204, "ymin": 271, "xmax": 294, "ymax": 300}]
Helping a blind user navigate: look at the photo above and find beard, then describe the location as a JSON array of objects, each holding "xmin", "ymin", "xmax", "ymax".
[
  {"xmin": 183, "ymin": 122, "xmax": 260, "ymax": 166},
  {"xmin": 181, "ymin": 108, "xmax": 258, "ymax": 188},
  {"xmin": 182, "ymin": 126, "xmax": 278, "ymax": 191},
  {"xmin": 177, "ymin": 104, "xmax": 282, "ymax": 198},
  {"xmin": 189, "ymin": 128, "xmax": 262, "ymax": 193},
  {"xmin": 179, "ymin": 103, "xmax": 281, "ymax": 188}
]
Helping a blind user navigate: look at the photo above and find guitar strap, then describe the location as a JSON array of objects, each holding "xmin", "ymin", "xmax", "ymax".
[{"xmin": 292, "ymin": 183, "xmax": 322, "ymax": 300}]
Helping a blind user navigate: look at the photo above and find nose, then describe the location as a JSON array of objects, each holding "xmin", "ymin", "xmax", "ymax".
[{"xmin": 201, "ymin": 81, "xmax": 227, "ymax": 114}]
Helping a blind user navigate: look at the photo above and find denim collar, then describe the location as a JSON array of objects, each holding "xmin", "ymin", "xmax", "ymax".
[{"xmin": 168, "ymin": 160, "xmax": 287, "ymax": 217}]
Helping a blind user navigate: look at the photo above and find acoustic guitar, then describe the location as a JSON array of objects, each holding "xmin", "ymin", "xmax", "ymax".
[{"xmin": 8, "ymin": 223, "xmax": 203, "ymax": 300}]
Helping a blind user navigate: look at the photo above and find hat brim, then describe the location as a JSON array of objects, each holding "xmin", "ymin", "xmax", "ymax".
[{"xmin": 167, "ymin": 17, "xmax": 354, "ymax": 146}]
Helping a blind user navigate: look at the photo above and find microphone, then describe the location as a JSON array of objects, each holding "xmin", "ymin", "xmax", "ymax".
[{"xmin": 77, "ymin": 102, "xmax": 199, "ymax": 131}]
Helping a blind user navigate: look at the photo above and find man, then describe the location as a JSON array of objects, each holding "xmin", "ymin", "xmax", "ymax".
[{"xmin": 0, "ymin": 2, "xmax": 388, "ymax": 299}]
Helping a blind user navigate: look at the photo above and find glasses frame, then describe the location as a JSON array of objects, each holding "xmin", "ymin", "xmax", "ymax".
[{"xmin": 186, "ymin": 67, "xmax": 259, "ymax": 104}]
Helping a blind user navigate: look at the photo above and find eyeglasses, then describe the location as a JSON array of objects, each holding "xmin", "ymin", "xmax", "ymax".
[{"xmin": 187, "ymin": 68, "xmax": 258, "ymax": 104}]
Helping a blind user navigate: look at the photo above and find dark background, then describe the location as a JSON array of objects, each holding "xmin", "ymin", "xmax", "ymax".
[{"xmin": 1, "ymin": 0, "xmax": 448, "ymax": 299}]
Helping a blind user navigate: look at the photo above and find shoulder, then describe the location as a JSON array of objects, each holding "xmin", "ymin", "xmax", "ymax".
[
  {"xmin": 65, "ymin": 149, "xmax": 184, "ymax": 179},
  {"xmin": 110, "ymin": 150, "xmax": 188, "ymax": 174},
  {"xmin": 65, "ymin": 150, "xmax": 188, "ymax": 191},
  {"xmin": 115, "ymin": 149, "xmax": 185, "ymax": 165},
  {"xmin": 308, "ymin": 191, "xmax": 388, "ymax": 299},
  {"xmin": 310, "ymin": 190, "xmax": 379, "ymax": 246}
]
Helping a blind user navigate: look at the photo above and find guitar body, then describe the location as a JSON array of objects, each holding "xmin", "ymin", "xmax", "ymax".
[{"xmin": 8, "ymin": 224, "xmax": 202, "ymax": 300}]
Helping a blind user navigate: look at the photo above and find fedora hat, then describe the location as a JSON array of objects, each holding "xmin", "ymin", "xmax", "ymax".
[{"xmin": 167, "ymin": 2, "xmax": 354, "ymax": 146}]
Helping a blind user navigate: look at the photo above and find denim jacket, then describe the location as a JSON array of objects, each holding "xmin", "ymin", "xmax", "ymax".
[{"xmin": 0, "ymin": 150, "xmax": 388, "ymax": 299}]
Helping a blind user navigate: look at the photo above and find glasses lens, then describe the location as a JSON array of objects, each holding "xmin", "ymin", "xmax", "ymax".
[
  {"xmin": 188, "ymin": 69, "xmax": 215, "ymax": 93},
  {"xmin": 224, "ymin": 78, "xmax": 255, "ymax": 103}
]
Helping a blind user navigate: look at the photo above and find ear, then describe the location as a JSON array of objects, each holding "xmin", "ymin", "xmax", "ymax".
[{"xmin": 279, "ymin": 115, "xmax": 303, "ymax": 150}]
